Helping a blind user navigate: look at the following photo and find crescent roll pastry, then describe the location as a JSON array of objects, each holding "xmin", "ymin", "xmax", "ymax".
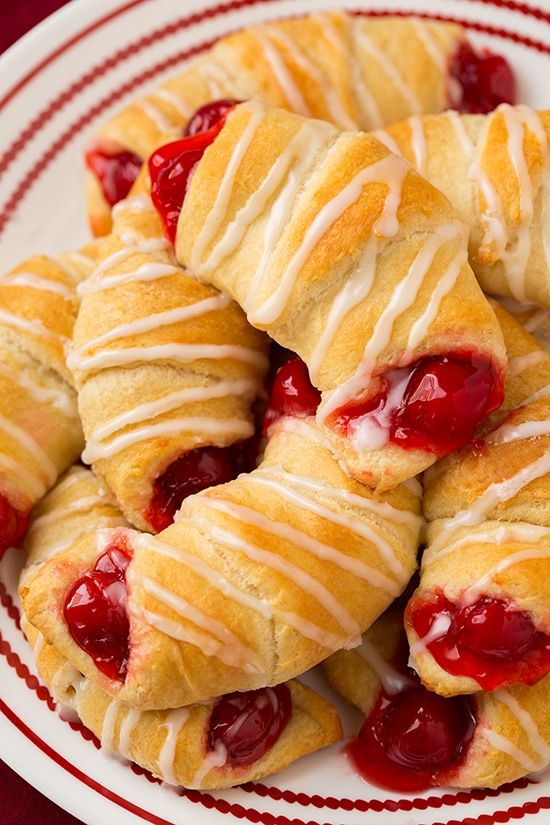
[
  {"xmin": 20, "ymin": 468, "xmax": 342, "ymax": 789},
  {"xmin": 20, "ymin": 416, "xmax": 422, "ymax": 709},
  {"xmin": 159, "ymin": 101, "xmax": 507, "ymax": 490},
  {"xmin": 496, "ymin": 296, "xmax": 550, "ymax": 352},
  {"xmin": 85, "ymin": 12, "xmax": 495, "ymax": 235},
  {"xmin": 324, "ymin": 611, "xmax": 550, "ymax": 791},
  {"xmin": 380, "ymin": 105, "xmax": 550, "ymax": 308},
  {"xmin": 0, "ymin": 254, "xmax": 85, "ymax": 556},
  {"xmin": 68, "ymin": 182, "xmax": 268, "ymax": 533},
  {"xmin": 405, "ymin": 305, "xmax": 550, "ymax": 696}
]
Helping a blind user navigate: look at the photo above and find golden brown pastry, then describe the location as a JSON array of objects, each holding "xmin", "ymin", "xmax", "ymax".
[
  {"xmin": 161, "ymin": 101, "xmax": 508, "ymax": 490},
  {"xmin": 380, "ymin": 106, "xmax": 550, "ymax": 307},
  {"xmin": 0, "ymin": 254, "xmax": 86, "ymax": 556},
  {"xmin": 496, "ymin": 296, "xmax": 550, "ymax": 351},
  {"xmin": 405, "ymin": 304, "xmax": 550, "ymax": 696},
  {"xmin": 85, "ymin": 13, "xmax": 474, "ymax": 235},
  {"xmin": 324, "ymin": 611, "xmax": 550, "ymax": 791},
  {"xmin": 68, "ymin": 175, "xmax": 268, "ymax": 532},
  {"xmin": 20, "ymin": 466, "xmax": 342, "ymax": 790},
  {"xmin": 21, "ymin": 416, "xmax": 422, "ymax": 709}
]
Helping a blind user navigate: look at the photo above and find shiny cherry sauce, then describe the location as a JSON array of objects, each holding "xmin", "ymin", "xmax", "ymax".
[
  {"xmin": 450, "ymin": 41, "xmax": 516, "ymax": 113},
  {"xmin": 149, "ymin": 99, "xmax": 238, "ymax": 243},
  {"xmin": 330, "ymin": 353, "xmax": 503, "ymax": 457},
  {"xmin": 348, "ymin": 631, "xmax": 476, "ymax": 792},
  {"xmin": 263, "ymin": 356, "xmax": 321, "ymax": 436},
  {"xmin": 208, "ymin": 684, "xmax": 292, "ymax": 767},
  {"xmin": 407, "ymin": 591, "xmax": 550, "ymax": 691},
  {"xmin": 0, "ymin": 494, "xmax": 29, "ymax": 559},
  {"xmin": 64, "ymin": 541, "xmax": 132, "ymax": 681},
  {"xmin": 85, "ymin": 144, "xmax": 142, "ymax": 207},
  {"xmin": 145, "ymin": 438, "xmax": 260, "ymax": 533}
]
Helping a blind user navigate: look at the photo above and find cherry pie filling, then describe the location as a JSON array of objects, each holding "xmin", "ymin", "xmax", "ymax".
[
  {"xmin": 0, "ymin": 494, "xmax": 29, "ymax": 559},
  {"xmin": 329, "ymin": 353, "xmax": 504, "ymax": 456},
  {"xmin": 348, "ymin": 631, "xmax": 476, "ymax": 791},
  {"xmin": 207, "ymin": 684, "xmax": 292, "ymax": 767},
  {"xmin": 64, "ymin": 541, "xmax": 132, "ymax": 681},
  {"xmin": 85, "ymin": 143, "xmax": 142, "ymax": 208},
  {"xmin": 449, "ymin": 41, "xmax": 516, "ymax": 114},
  {"xmin": 263, "ymin": 355, "xmax": 321, "ymax": 436},
  {"xmin": 408, "ymin": 591, "xmax": 550, "ymax": 691}
]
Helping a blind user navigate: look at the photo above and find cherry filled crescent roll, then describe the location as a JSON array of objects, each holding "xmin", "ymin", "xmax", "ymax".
[
  {"xmin": 68, "ymin": 178, "xmax": 268, "ymax": 533},
  {"xmin": 163, "ymin": 101, "xmax": 507, "ymax": 490},
  {"xmin": 495, "ymin": 296, "xmax": 550, "ymax": 352},
  {"xmin": 0, "ymin": 251, "xmax": 94, "ymax": 557},
  {"xmin": 324, "ymin": 611, "xmax": 550, "ymax": 792},
  {"xmin": 20, "ymin": 467, "xmax": 341, "ymax": 789},
  {"xmin": 406, "ymin": 304, "xmax": 550, "ymax": 696},
  {"xmin": 379, "ymin": 106, "xmax": 550, "ymax": 307},
  {"xmin": 85, "ymin": 12, "xmax": 512, "ymax": 235},
  {"xmin": 20, "ymin": 417, "xmax": 422, "ymax": 709}
]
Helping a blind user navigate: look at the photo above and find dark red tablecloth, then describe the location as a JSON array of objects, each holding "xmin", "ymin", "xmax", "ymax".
[{"xmin": 1, "ymin": 8, "xmax": 85, "ymax": 824}]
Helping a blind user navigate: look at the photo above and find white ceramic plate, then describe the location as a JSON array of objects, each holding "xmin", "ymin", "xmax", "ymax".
[{"xmin": 2, "ymin": 0, "xmax": 550, "ymax": 823}]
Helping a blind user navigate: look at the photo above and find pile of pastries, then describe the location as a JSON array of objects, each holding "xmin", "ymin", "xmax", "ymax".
[{"xmin": 4, "ymin": 11, "xmax": 550, "ymax": 793}]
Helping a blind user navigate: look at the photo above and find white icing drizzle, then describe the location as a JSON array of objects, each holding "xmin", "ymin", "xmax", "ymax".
[
  {"xmin": 0, "ymin": 452, "xmax": 46, "ymax": 499},
  {"xmin": 111, "ymin": 194, "xmax": 154, "ymax": 218},
  {"xmin": 410, "ymin": 613, "xmax": 452, "ymax": 657},
  {"xmin": 27, "ymin": 494, "xmax": 108, "ymax": 534},
  {"xmin": 494, "ymin": 690, "xmax": 550, "ymax": 768},
  {"xmin": 191, "ymin": 742, "xmax": 227, "ymax": 788},
  {"xmin": 408, "ymin": 115, "xmax": 427, "ymax": 176},
  {"xmin": 431, "ymin": 452, "xmax": 550, "ymax": 552},
  {"xmin": 508, "ymin": 350, "xmax": 550, "ymax": 375},
  {"xmin": 82, "ymin": 378, "xmax": 257, "ymax": 463},
  {"xmin": 255, "ymin": 31, "xmax": 310, "ymax": 115},
  {"xmin": 196, "ymin": 496, "xmax": 401, "ymax": 595},
  {"xmin": 485, "ymin": 418, "xmax": 550, "ymax": 446},
  {"xmin": 319, "ymin": 222, "xmax": 461, "ymax": 423},
  {"xmin": 524, "ymin": 309, "xmax": 550, "ymax": 333},
  {"xmin": 267, "ymin": 28, "xmax": 356, "ymax": 129},
  {"xmin": 77, "ymin": 261, "xmax": 179, "ymax": 299},
  {"xmin": 358, "ymin": 636, "xmax": 415, "ymax": 694},
  {"xmin": 249, "ymin": 153, "xmax": 410, "ymax": 326},
  {"xmin": 152, "ymin": 88, "xmax": 192, "ymax": 119},
  {"xmin": 142, "ymin": 577, "xmax": 265, "ymax": 673},
  {"xmin": 157, "ymin": 708, "xmax": 190, "ymax": 784},
  {"xmin": 0, "ymin": 360, "xmax": 75, "ymax": 417},
  {"xmin": 118, "ymin": 708, "xmax": 141, "ymax": 760},
  {"xmin": 50, "ymin": 662, "xmax": 85, "ymax": 708},
  {"xmin": 412, "ymin": 19, "xmax": 446, "ymax": 71},
  {"xmin": 69, "ymin": 342, "xmax": 268, "ymax": 373},
  {"xmin": 0, "ymin": 272, "xmax": 74, "ymax": 297},
  {"xmin": 478, "ymin": 726, "xmax": 540, "ymax": 772},
  {"xmin": 78, "ymin": 239, "xmax": 170, "ymax": 295},
  {"xmin": 191, "ymin": 102, "xmax": 266, "ymax": 272},
  {"xmin": 0, "ymin": 308, "xmax": 66, "ymax": 342},
  {"xmin": 248, "ymin": 470, "xmax": 407, "ymax": 579},
  {"xmin": 0, "ymin": 414, "xmax": 57, "ymax": 486},
  {"xmin": 446, "ymin": 110, "xmax": 474, "ymax": 158},
  {"xmin": 355, "ymin": 31, "xmax": 421, "ymax": 114},
  {"xmin": 346, "ymin": 18, "xmax": 383, "ymax": 129},
  {"xmin": 423, "ymin": 523, "xmax": 550, "ymax": 568},
  {"xmin": 101, "ymin": 699, "xmax": 119, "ymax": 751},
  {"xmin": 467, "ymin": 546, "xmax": 550, "ymax": 601},
  {"xmin": 136, "ymin": 98, "xmax": 174, "ymax": 134},
  {"xmin": 370, "ymin": 129, "xmax": 402, "ymax": 157}
]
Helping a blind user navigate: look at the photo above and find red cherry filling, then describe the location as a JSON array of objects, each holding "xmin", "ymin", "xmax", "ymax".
[
  {"xmin": 450, "ymin": 42, "xmax": 516, "ymax": 114},
  {"xmin": 263, "ymin": 356, "xmax": 321, "ymax": 436},
  {"xmin": 407, "ymin": 592, "xmax": 550, "ymax": 691},
  {"xmin": 330, "ymin": 353, "xmax": 503, "ymax": 457},
  {"xmin": 85, "ymin": 144, "xmax": 142, "ymax": 207},
  {"xmin": 145, "ymin": 442, "xmax": 259, "ymax": 533},
  {"xmin": 149, "ymin": 99, "xmax": 238, "ymax": 243},
  {"xmin": 349, "ymin": 683, "xmax": 475, "ymax": 792},
  {"xmin": 0, "ymin": 494, "xmax": 29, "ymax": 559},
  {"xmin": 208, "ymin": 684, "xmax": 292, "ymax": 767},
  {"xmin": 64, "ymin": 542, "xmax": 131, "ymax": 681},
  {"xmin": 184, "ymin": 99, "xmax": 241, "ymax": 136}
]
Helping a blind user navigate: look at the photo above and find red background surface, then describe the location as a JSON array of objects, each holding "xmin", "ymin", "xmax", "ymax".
[{"xmin": 1, "ymin": 1, "xmax": 83, "ymax": 822}]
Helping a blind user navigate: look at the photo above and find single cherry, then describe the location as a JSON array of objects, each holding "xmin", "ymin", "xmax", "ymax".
[
  {"xmin": 450, "ymin": 42, "xmax": 516, "ymax": 113},
  {"xmin": 0, "ymin": 494, "xmax": 29, "ymax": 559},
  {"xmin": 407, "ymin": 592, "xmax": 550, "ymax": 691},
  {"xmin": 64, "ymin": 542, "xmax": 131, "ymax": 681},
  {"xmin": 330, "ymin": 353, "xmax": 503, "ymax": 457},
  {"xmin": 263, "ymin": 356, "xmax": 321, "ymax": 435},
  {"xmin": 208, "ymin": 684, "xmax": 292, "ymax": 766},
  {"xmin": 184, "ymin": 99, "xmax": 241, "ymax": 136},
  {"xmin": 150, "ymin": 98, "xmax": 238, "ymax": 243},
  {"xmin": 85, "ymin": 145, "xmax": 142, "ymax": 207},
  {"xmin": 350, "ymin": 685, "xmax": 475, "ymax": 792},
  {"xmin": 146, "ymin": 446, "xmax": 236, "ymax": 532}
]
